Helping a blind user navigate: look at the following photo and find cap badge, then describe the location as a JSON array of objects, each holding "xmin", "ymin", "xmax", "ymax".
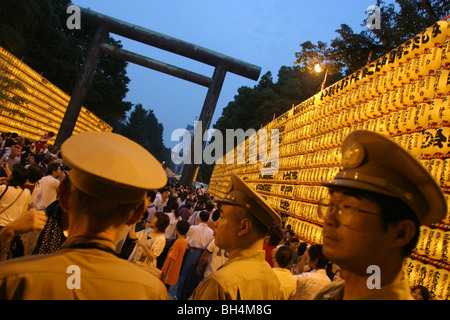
[{"xmin": 342, "ymin": 141, "xmax": 365, "ymax": 169}]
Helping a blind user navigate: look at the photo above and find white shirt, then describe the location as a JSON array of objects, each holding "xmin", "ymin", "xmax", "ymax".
[
  {"xmin": 204, "ymin": 239, "xmax": 229, "ymax": 278},
  {"xmin": 0, "ymin": 186, "xmax": 31, "ymax": 226},
  {"xmin": 153, "ymin": 194, "xmax": 167, "ymax": 212},
  {"xmin": 273, "ymin": 267, "xmax": 297, "ymax": 300},
  {"xmin": 186, "ymin": 222, "xmax": 214, "ymax": 249},
  {"xmin": 30, "ymin": 175, "xmax": 60, "ymax": 210},
  {"xmin": 164, "ymin": 211, "xmax": 181, "ymax": 240},
  {"xmin": 128, "ymin": 228, "xmax": 166, "ymax": 269},
  {"xmin": 294, "ymin": 269, "xmax": 332, "ymax": 300}
]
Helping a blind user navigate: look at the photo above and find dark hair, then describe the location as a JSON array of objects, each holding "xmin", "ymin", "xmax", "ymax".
[
  {"xmin": 184, "ymin": 200, "xmax": 193, "ymax": 209},
  {"xmin": 42, "ymin": 154, "xmax": 54, "ymax": 165},
  {"xmin": 290, "ymin": 237, "xmax": 299, "ymax": 243},
  {"xmin": 275, "ymin": 246, "xmax": 293, "ymax": 268},
  {"xmin": 27, "ymin": 164, "xmax": 44, "ymax": 183},
  {"xmin": 297, "ymin": 242, "xmax": 308, "ymax": 256},
  {"xmin": 308, "ymin": 244, "xmax": 329, "ymax": 269},
  {"xmin": 329, "ymin": 186, "xmax": 420, "ymax": 257},
  {"xmin": 268, "ymin": 224, "xmax": 283, "ymax": 246},
  {"xmin": 154, "ymin": 212, "xmax": 170, "ymax": 233},
  {"xmin": 176, "ymin": 220, "xmax": 190, "ymax": 236},
  {"xmin": 147, "ymin": 190, "xmax": 156, "ymax": 202},
  {"xmin": 205, "ymin": 200, "xmax": 215, "ymax": 212},
  {"xmin": 47, "ymin": 162, "xmax": 60, "ymax": 175},
  {"xmin": 142, "ymin": 210, "xmax": 149, "ymax": 222},
  {"xmin": 411, "ymin": 285, "xmax": 430, "ymax": 300},
  {"xmin": 199, "ymin": 210, "xmax": 209, "ymax": 222},
  {"xmin": 211, "ymin": 209, "xmax": 220, "ymax": 222},
  {"xmin": 8, "ymin": 164, "xmax": 29, "ymax": 188},
  {"xmin": 159, "ymin": 187, "xmax": 169, "ymax": 193}
]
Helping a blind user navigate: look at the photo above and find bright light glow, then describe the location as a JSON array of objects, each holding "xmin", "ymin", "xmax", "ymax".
[{"xmin": 314, "ymin": 64, "xmax": 322, "ymax": 73}]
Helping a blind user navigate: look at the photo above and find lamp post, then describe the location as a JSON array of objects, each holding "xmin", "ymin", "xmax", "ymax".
[{"xmin": 314, "ymin": 64, "xmax": 328, "ymax": 92}]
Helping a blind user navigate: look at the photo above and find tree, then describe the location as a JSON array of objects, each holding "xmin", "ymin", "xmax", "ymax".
[
  {"xmin": 0, "ymin": 0, "xmax": 133, "ymax": 128},
  {"xmin": 295, "ymin": 0, "xmax": 450, "ymax": 76},
  {"xmin": 117, "ymin": 104, "xmax": 174, "ymax": 171}
]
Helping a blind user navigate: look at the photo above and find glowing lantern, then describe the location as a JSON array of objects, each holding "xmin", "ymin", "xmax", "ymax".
[
  {"xmin": 434, "ymin": 70, "xmax": 450, "ymax": 95},
  {"xmin": 442, "ymin": 38, "xmax": 450, "ymax": 65},
  {"xmin": 420, "ymin": 129, "xmax": 437, "ymax": 156}
]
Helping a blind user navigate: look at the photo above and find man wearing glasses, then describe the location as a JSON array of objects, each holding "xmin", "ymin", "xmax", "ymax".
[{"xmin": 314, "ymin": 130, "xmax": 446, "ymax": 300}]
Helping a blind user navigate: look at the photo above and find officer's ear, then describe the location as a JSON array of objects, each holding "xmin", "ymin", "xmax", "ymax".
[
  {"xmin": 390, "ymin": 219, "xmax": 416, "ymax": 249},
  {"xmin": 58, "ymin": 177, "xmax": 71, "ymax": 212},
  {"xmin": 238, "ymin": 217, "xmax": 252, "ymax": 236},
  {"xmin": 126, "ymin": 198, "xmax": 148, "ymax": 226}
]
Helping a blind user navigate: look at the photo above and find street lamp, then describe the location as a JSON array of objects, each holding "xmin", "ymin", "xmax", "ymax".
[
  {"xmin": 314, "ymin": 64, "xmax": 322, "ymax": 73},
  {"xmin": 314, "ymin": 63, "xmax": 328, "ymax": 92}
]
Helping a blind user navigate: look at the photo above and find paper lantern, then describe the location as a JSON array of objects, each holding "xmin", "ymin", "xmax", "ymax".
[
  {"xmin": 392, "ymin": 66, "xmax": 404, "ymax": 87},
  {"xmin": 426, "ymin": 228, "xmax": 446, "ymax": 260},
  {"xmin": 408, "ymin": 57, "xmax": 420, "ymax": 81},
  {"xmin": 402, "ymin": 61, "xmax": 414, "ymax": 82},
  {"xmin": 432, "ymin": 127, "xmax": 450, "ymax": 155},
  {"xmin": 420, "ymin": 129, "xmax": 437, "ymax": 156},
  {"xmin": 415, "ymin": 226, "xmax": 432, "ymax": 255},
  {"xmin": 426, "ymin": 47, "xmax": 443, "ymax": 72},
  {"xmin": 426, "ymin": 99, "xmax": 442, "ymax": 125},
  {"xmin": 414, "ymin": 103, "xmax": 431, "ymax": 128},
  {"xmin": 417, "ymin": 53, "xmax": 431, "ymax": 77},
  {"xmin": 403, "ymin": 82, "xmax": 418, "ymax": 105},
  {"xmin": 442, "ymin": 38, "xmax": 450, "ymax": 65},
  {"xmin": 397, "ymin": 109, "xmax": 409, "ymax": 132},
  {"xmin": 408, "ymin": 132, "xmax": 423, "ymax": 156},
  {"xmin": 434, "ymin": 70, "xmax": 450, "ymax": 95},
  {"xmin": 429, "ymin": 158, "xmax": 445, "ymax": 186},
  {"xmin": 404, "ymin": 106, "xmax": 417, "ymax": 130},
  {"xmin": 418, "ymin": 75, "xmax": 437, "ymax": 102},
  {"xmin": 443, "ymin": 159, "xmax": 450, "ymax": 187},
  {"xmin": 443, "ymin": 194, "xmax": 450, "ymax": 225},
  {"xmin": 394, "ymin": 44, "xmax": 409, "ymax": 65},
  {"xmin": 433, "ymin": 268, "xmax": 450, "ymax": 300},
  {"xmin": 437, "ymin": 96, "xmax": 450, "ymax": 123},
  {"xmin": 442, "ymin": 230, "xmax": 450, "ymax": 264},
  {"xmin": 412, "ymin": 32, "xmax": 426, "ymax": 56},
  {"xmin": 384, "ymin": 69, "xmax": 396, "ymax": 91},
  {"xmin": 415, "ymin": 264, "xmax": 430, "ymax": 287},
  {"xmin": 429, "ymin": 20, "xmax": 448, "ymax": 47},
  {"xmin": 422, "ymin": 264, "xmax": 438, "ymax": 291},
  {"xmin": 404, "ymin": 258, "xmax": 419, "ymax": 286}
]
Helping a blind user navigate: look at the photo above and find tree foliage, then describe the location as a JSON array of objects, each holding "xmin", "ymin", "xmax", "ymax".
[
  {"xmin": 116, "ymin": 104, "xmax": 174, "ymax": 170},
  {"xmin": 0, "ymin": 0, "xmax": 132, "ymax": 128},
  {"xmin": 295, "ymin": 0, "xmax": 450, "ymax": 75}
]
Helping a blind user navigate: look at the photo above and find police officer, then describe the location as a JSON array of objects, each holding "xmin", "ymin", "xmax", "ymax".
[
  {"xmin": 315, "ymin": 130, "xmax": 447, "ymax": 300},
  {"xmin": 190, "ymin": 174, "xmax": 283, "ymax": 300},
  {"xmin": 0, "ymin": 131, "xmax": 168, "ymax": 299}
]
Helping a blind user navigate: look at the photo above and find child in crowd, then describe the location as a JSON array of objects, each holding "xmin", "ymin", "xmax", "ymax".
[{"xmin": 159, "ymin": 220, "xmax": 190, "ymax": 290}]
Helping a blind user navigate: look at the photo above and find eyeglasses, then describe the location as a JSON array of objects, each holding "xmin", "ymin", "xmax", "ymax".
[{"xmin": 317, "ymin": 198, "xmax": 386, "ymax": 225}]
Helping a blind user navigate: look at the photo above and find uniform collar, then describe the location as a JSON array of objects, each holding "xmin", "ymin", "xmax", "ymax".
[{"xmin": 61, "ymin": 236, "xmax": 117, "ymax": 255}]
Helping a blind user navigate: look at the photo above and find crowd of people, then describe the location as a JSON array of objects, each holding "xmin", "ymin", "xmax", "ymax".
[{"xmin": 0, "ymin": 129, "xmax": 442, "ymax": 300}]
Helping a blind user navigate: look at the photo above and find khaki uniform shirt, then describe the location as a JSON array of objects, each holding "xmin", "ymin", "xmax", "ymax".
[
  {"xmin": 314, "ymin": 271, "xmax": 414, "ymax": 300},
  {"xmin": 190, "ymin": 249, "xmax": 283, "ymax": 300},
  {"xmin": 0, "ymin": 237, "xmax": 168, "ymax": 300}
]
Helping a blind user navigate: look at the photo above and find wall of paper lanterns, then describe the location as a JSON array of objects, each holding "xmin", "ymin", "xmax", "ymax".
[
  {"xmin": 208, "ymin": 18, "xmax": 450, "ymax": 299},
  {"xmin": 0, "ymin": 46, "xmax": 112, "ymax": 143}
]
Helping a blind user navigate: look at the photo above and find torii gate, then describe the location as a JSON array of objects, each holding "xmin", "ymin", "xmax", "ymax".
[{"xmin": 55, "ymin": 6, "xmax": 261, "ymax": 187}]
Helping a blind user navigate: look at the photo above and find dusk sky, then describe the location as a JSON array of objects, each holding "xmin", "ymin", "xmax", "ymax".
[{"xmin": 72, "ymin": 1, "xmax": 394, "ymax": 149}]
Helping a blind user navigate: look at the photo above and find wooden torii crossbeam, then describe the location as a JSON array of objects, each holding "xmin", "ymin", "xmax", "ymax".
[{"xmin": 55, "ymin": 6, "xmax": 261, "ymax": 187}]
